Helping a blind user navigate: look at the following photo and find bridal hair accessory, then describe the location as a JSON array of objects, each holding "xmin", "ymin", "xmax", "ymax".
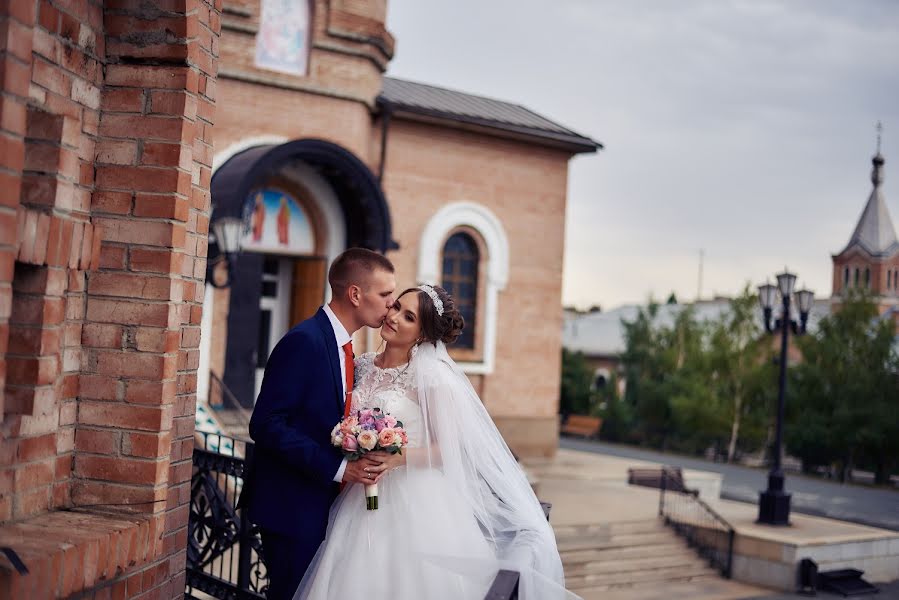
[{"xmin": 418, "ymin": 284, "xmax": 444, "ymax": 316}]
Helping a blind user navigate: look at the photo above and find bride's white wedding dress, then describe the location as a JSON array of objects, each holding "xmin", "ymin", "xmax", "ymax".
[{"xmin": 294, "ymin": 343, "xmax": 578, "ymax": 600}]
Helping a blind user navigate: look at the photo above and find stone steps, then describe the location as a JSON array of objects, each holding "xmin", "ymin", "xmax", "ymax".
[
  {"xmin": 564, "ymin": 552, "xmax": 710, "ymax": 578},
  {"xmin": 561, "ymin": 542, "xmax": 688, "ymax": 564},
  {"xmin": 556, "ymin": 518, "xmax": 727, "ymax": 596},
  {"xmin": 556, "ymin": 530, "xmax": 675, "ymax": 553},
  {"xmin": 566, "ymin": 564, "xmax": 719, "ymax": 592}
]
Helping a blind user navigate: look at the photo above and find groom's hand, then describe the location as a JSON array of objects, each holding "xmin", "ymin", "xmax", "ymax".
[{"xmin": 342, "ymin": 455, "xmax": 387, "ymax": 485}]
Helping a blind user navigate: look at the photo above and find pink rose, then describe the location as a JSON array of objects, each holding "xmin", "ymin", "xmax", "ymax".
[
  {"xmin": 384, "ymin": 415, "xmax": 398, "ymax": 428},
  {"xmin": 396, "ymin": 428, "xmax": 408, "ymax": 445},
  {"xmin": 378, "ymin": 428, "xmax": 397, "ymax": 447},
  {"xmin": 342, "ymin": 435, "xmax": 358, "ymax": 452}
]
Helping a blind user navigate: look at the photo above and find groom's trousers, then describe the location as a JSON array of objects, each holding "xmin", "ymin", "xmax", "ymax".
[{"xmin": 260, "ymin": 529, "xmax": 317, "ymax": 600}]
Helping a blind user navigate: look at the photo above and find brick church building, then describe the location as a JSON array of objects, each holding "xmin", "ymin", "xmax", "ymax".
[{"xmin": 0, "ymin": 1, "xmax": 598, "ymax": 597}]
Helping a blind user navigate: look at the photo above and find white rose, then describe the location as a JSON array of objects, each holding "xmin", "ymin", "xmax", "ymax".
[{"xmin": 357, "ymin": 430, "xmax": 378, "ymax": 451}]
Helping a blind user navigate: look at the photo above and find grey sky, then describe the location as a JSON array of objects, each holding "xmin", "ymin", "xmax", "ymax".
[{"xmin": 385, "ymin": 1, "xmax": 899, "ymax": 309}]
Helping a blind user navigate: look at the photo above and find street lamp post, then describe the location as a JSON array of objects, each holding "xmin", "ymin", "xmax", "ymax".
[
  {"xmin": 756, "ymin": 270, "xmax": 814, "ymax": 526},
  {"xmin": 208, "ymin": 217, "xmax": 245, "ymax": 288}
]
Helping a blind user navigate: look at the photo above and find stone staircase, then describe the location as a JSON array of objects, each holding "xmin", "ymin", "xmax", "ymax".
[{"xmin": 557, "ymin": 519, "xmax": 725, "ymax": 599}]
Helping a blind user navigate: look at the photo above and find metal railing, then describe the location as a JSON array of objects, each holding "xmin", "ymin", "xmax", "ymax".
[
  {"xmin": 658, "ymin": 465, "xmax": 735, "ymax": 578},
  {"xmin": 186, "ymin": 432, "xmax": 268, "ymax": 599},
  {"xmin": 186, "ymin": 430, "xmax": 550, "ymax": 600}
]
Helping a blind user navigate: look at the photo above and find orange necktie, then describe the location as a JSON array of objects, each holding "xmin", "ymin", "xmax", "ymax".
[{"xmin": 342, "ymin": 341, "xmax": 354, "ymax": 418}]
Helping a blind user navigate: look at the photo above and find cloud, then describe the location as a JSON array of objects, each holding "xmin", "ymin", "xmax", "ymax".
[{"xmin": 386, "ymin": 0, "xmax": 899, "ymax": 308}]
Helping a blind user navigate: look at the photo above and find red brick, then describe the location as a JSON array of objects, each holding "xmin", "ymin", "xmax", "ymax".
[
  {"xmin": 104, "ymin": 64, "xmax": 194, "ymax": 90},
  {"xmin": 75, "ymin": 455, "xmax": 165, "ymax": 485},
  {"xmin": 88, "ymin": 272, "xmax": 175, "ymax": 300},
  {"xmin": 132, "ymin": 327, "xmax": 180, "ymax": 353},
  {"xmin": 92, "ymin": 217, "xmax": 184, "ymax": 248},
  {"xmin": 123, "ymin": 431, "xmax": 171, "ymax": 458},
  {"xmin": 6, "ymin": 355, "xmax": 59, "ymax": 386},
  {"xmin": 91, "ymin": 190, "xmax": 132, "ymax": 214},
  {"xmin": 77, "ymin": 401, "xmax": 171, "ymax": 432},
  {"xmin": 0, "ymin": 56, "xmax": 32, "ymax": 97},
  {"xmin": 81, "ymin": 323, "xmax": 123, "ymax": 348},
  {"xmin": 78, "ymin": 374, "xmax": 121, "ymax": 401},
  {"xmin": 17, "ymin": 433, "xmax": 58, "ymax": 462},
  {"xmin": 100, "ymin": 88, "xmax": 144, "ymax": 113},
  {"xmin": 1, "ymin": 95, "xmax": 27, "ymax": 136},
  {"xmin": 32, "ymin": 58, "xmax": 72, "ymax": 97},
  {"xmin": 97, "ymin": 243, "xmax": 127, "ymax": 269},
  {"xmin": 140, "ymin": 143, "xmax": 185, "ymax": 168},
  {"xmin": 125, "ymin": 380, "xmax": 176, "ymax": 405},
  {"xmin": 13, "ymin": 459, "xmax": 54, "ymax": 492},
  {"xmin": 96, "ymin": 165, "xmax": 182, "ymax": 193},
  {"xmin": 99, "ymin": 113, "xmax": 185, "ymax": 142},
  {"xmin": 12, "ymin": 486, "xmax": 51, "ymax": 519},
  {"xmin": 23, "ymin": 141, "xmax": 60, "ymax": 173},
  {"xmin": 91, "ymin": 350, "xmax": 171, "ymax": 379},
  {"xmin": 96, "ymin": 139, "xmax": 137, "ymax": 165},
  {"xmin": 19, "ymin": 173, "xmax": 58, "ymax": 212},
  {"xmin": 0, "ymin": 130, "xmax": 25, "ymax": 171},
  {"xmin": 147, "ymin": 90, "xmax": 188, "ymax": 116},
  {"xmin": 74, "ymin": 428, "xmax": 119, "ymax": 455},
  {"xmin": 133, "ymin": 193, "xmax": 188, "ymax": 219},
  {"xmin": 38, "ymin": 3, "xmax": 61, "ymax": 33},
  {"xmin": 85, "ymin": 298, "xmax": 171, "ymax": 327}
]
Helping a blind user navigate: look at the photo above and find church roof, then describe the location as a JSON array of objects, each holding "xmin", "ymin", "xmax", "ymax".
[
  {"xmin": 379, "ymin": 77, "xmax": 601, "ymax": 154},
  {"xmin": 840, "ymin": 152, "xmax": 899, "ymax": 258}
]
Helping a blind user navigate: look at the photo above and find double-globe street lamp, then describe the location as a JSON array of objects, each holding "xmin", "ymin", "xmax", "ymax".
[{"xmin": 756, "ymin": 270, "xmax": 815, "ymax": 526}]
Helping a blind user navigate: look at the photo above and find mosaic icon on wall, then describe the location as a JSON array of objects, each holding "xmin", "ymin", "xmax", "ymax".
[
  {"xmin": 242, "ymin": 189, "xmax": 314, "ymax": 255},
  {"xmin": 254, "ymin": 0, "xmax": 311, "ymax": 76}
]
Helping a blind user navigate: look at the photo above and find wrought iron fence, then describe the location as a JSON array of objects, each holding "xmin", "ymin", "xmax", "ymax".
[
  {"xmin": 186, "ymin": 432, "xmax": 269, "ymax": 599},
  {"xmin": 658, "ymin": 465, "xmax": 735, "ymax": 578},
  {"xmin": 186, "ymin": 431, "xmax": 552, "ymax": 600}
]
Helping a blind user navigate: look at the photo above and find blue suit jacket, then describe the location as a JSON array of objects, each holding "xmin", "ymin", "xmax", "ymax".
[{"xmin": 245, "ymin": 308, "xmax": 345, "ymax": 541}]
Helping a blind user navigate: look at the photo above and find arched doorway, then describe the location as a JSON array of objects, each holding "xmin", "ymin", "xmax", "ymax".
[{"xmin": 206, "ymin": 139, "xmax": 397, "ymax": 408}]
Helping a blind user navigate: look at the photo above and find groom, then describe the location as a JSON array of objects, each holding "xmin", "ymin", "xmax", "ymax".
[{"xmin": 245, "ymin": 247, "xmax": 397, "ymax": 600}]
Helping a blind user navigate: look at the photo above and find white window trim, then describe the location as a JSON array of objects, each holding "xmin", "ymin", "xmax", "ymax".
[{"xmin": 418, "ymin": 202, "xmax": 509, "ymax": 375}]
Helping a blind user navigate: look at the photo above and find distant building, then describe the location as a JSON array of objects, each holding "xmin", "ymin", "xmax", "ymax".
[
  {"xmin": 831, "ymin": 146, "xmax": 899, "ymax": 331},
  {"xmin": 564, "ymin": 145, "xmax": 899, "ymax": 380}
]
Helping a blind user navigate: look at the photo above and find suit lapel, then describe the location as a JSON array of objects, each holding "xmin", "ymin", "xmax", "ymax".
[{"xmin": 314, "ymin": 308, "xmax": 345, "ymax": 415}]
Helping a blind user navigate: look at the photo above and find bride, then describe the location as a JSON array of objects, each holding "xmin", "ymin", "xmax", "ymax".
[{"xmin": 294, "ymin": 284, "xmax": 577, "ymax": 599}]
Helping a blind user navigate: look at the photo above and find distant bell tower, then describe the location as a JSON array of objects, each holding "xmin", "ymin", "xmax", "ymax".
[{"xmin": 831, "ymin": 122, "xmax": 899, "ymax": 304}]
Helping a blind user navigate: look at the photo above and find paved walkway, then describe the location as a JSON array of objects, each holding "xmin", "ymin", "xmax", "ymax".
[
  {"xmin": 560, "ymin": 438, "xmax": 899, "ymax": 531},
  {"xmin": 529, "ymin": 448, "xmax": 899, "ymax": 599}
]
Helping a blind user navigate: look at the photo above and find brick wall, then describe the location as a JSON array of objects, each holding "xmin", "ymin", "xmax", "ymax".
[{"xmin": 0, "ymin": 1, "xmax": 221, "ymax": 597}]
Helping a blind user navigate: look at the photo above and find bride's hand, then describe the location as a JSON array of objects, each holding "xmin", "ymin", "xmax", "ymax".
[{"xmin": 367, "ymin": 450, "xmax": 405, "ymax": 483}]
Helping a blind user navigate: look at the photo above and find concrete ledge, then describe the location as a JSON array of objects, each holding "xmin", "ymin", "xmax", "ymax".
[{"xmin": 0, "ymin": 508, "xmax": 161, "ymax": 598}]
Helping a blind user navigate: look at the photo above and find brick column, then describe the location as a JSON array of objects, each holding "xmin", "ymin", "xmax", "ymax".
[{"xmin": 0, "ymin": 0, "xmax": 35, "ymax": 425}]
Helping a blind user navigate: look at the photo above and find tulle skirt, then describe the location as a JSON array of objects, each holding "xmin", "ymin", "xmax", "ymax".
[{"xmin": 293, "ymin": 468, "xmax": 497, "ymax": 599}]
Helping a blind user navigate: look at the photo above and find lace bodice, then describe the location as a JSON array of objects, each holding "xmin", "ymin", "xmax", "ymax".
[{"xmin": 352, "ymin": 352, "xmax": 423, "ymax": 447}]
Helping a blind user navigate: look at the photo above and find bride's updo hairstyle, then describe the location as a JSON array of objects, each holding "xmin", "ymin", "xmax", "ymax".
[{"xmin": 400, "ymin": 285, "xmax": 464, "ymax": 346}]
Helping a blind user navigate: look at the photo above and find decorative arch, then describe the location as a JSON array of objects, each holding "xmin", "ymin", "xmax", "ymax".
[{"xmin": 418, "ymin": 202, "xmax": 509, "ymax": 374}]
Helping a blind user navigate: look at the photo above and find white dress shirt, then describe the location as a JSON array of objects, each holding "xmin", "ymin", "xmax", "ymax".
[{"xmin": 322, "ymin": 303, "xmax": 350, "ymax": 483}]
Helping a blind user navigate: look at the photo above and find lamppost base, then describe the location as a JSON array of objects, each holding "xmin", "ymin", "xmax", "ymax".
[{"xmin": 757, "ymin": 490, "xmax": 791, "ymax": 525}]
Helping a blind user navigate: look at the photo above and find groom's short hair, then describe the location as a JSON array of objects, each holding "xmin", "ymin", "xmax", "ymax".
[{"xmin": 328, "ymin": 248, "xmax": 394, "ymax": 295}]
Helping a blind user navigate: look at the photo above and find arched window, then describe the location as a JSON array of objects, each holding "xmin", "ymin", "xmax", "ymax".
[
  {"xmin": 843, "ymin": 267, "xmax": 849, "ymax": 287},
  {"xmin": 854, "ymin": 268, "xmax": 860, "ymax": 286},
  {"xmin": 441, "ymin": 232, "xmax": 479, "ymax": 349},
  {"xmin": 865, "ymin": 268, "xmax": 871, "ymax": 288},
  {"xmin": 889, "ymin": 270, "xmax": 893, "ymax": 290}
]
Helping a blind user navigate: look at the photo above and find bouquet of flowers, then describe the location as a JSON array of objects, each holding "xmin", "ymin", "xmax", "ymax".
[{"xmin": 331, "ymin": 408, "xmax": 408, "ymax": 510}]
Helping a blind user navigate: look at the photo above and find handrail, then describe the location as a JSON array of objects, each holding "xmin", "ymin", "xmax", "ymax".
[{"xmin": 659, "ymin": 465, "xmax": 735, "ymax": 579}]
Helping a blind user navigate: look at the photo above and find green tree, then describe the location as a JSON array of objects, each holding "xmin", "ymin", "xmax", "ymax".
[
  {"xmin": 559, "ymin": 349, "xmax": 594, "ymax": 416},
  {"xmin": 707, "ymin": 287, "xmax": 774, "ymax": 462},
  {"xmin": 789, "ymin": 291, "xmax": 899, "ymax": 484}
]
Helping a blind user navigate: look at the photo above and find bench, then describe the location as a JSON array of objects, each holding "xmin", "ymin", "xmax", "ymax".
[{"xmin": 560, "ymin": 414, "xmax": 602, "ymax": 439}]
